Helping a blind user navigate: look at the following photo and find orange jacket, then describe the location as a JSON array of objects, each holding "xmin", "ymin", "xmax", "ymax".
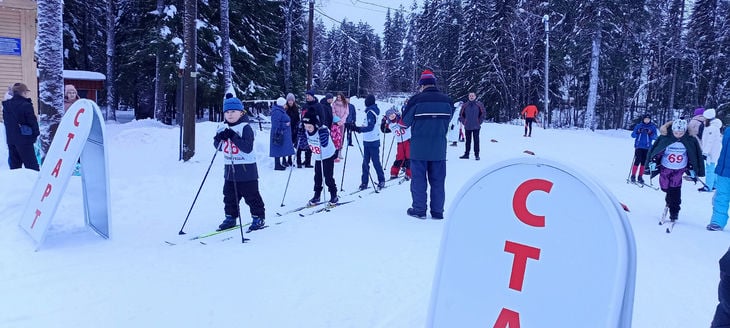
[{"xmin": 521, "ymin": 105, "xmax": 538, "ymax": 118}]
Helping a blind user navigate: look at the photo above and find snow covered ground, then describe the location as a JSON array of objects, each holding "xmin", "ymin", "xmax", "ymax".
[{"xmin": 1, "ymin": 101, "xmax": 728, "ymax": 327}]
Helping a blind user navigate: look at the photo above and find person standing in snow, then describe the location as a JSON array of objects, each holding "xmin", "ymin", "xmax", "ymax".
[
  {"xmin": 213, "ymin": 97, "xmax": 266, "ymax": 231},
  {"xmin": 345, "ymin": 96, "xmax": 357, "ymax": 147},
  {"xmin": 63, "ymin": 84, "xmax": 80, "ymax": 113},
  {"xmin": 447, "ymin": 101, "xmax": 462, "ymax": 147},
  {"xmin": 458, "ymin": 92, "xmax": 486, "ymax": 160},
  {"xmin": 318, "ymin": 92, "xmax": 334, "ymax": 128},
  {"xmin": 688, "ymin": 107, "xmax": 706, "ymax": 142},
  {"xmin": 705, "ymin": 111, "xmax": 730, "ymax": 231},
  {"xmin": 646, "ymin": 119, "xmax": 704, "ymax": 223},
  {"xmin": 521, "ymin": 104, "xmax": 539, "ymax": 137},
  {"xmin": 347, "ymin": 94, "xmax": 386, "ymax": 190},
  {"xmin": 402, "ymin": 70, "xmax": 453, "ymax": 220},
  {"xmin": 301, "ymin": 110, "xmax": 339, "ymax": 206},
  {"xmin": 270, "ymin": 97, "xmax": 295, "ymax": 171},
  {"xmin": 701, "ymin": 109, "xmax": 722, "ymax": 192},
  {"xmin": 331, "ymin": 92, "xmax": 349, "ymax": 161},
  {"xmin": 381, "ymin": 108, "xmax": 411, "ymax": 180},
  {"xmin": 284, "ymin": 93, "xmax": 300, "ymax": 167},
  {"xmin": 629, "ymin": 114, "xmax": 658, "ymax": 184},
  {"xmin": 2, "ymin": 83, "xmax": 40, "ymax": 171}
]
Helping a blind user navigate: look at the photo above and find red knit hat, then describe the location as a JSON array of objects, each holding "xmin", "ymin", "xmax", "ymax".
[{"xmin": 418, "ymin": 69, "xmax": 436, "ymax": 86}]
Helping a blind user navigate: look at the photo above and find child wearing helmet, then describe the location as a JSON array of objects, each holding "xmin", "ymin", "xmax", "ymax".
[{"xmin": 646, "ymin": 119, "xmax": 705, "ymax": 222}]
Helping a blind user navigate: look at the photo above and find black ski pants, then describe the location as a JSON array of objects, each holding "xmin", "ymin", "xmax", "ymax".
[
  {"xmin": 223, "ymin": 180, "xmax": 266, "ymax": 219},
  {"xmin": 464, "ymin": 129, "xmax": 480, "ymax": 157}
]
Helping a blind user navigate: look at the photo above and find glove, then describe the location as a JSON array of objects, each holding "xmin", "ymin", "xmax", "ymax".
[
  {"xmin": 689, "ymin": 169, "xmax": 697, "ymax": 179},
  {"xmin": 351, "ymin": 125, "xmax": 361, "ymax": 133},
  {"xmin": 703, "ymin": 154, "xmax": 708, "ymax": 160},
  {"xmin": 450, "ymin": 124, "xmax": 454, "ymax": 130},
  {"xmin": 218, "ymin": 128, "xmax": 237, "ymax": 140},
  {"xmin": 649, "ymin": 162, "xmax": 657, "ymax": 172}
]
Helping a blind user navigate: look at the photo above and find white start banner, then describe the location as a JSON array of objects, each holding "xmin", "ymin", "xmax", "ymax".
[
  {"xmin": 427, "ymin": 157, "xmax": 636, "ymax": 328},
  {"xmin": 19, "ymin": 99, "xmax": 111, "ymax": 250}
]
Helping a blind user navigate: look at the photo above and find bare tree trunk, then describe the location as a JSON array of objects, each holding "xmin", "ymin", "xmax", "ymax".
[
  {"xmin": 283, "ymin": 0, "xmax": 293, "ymax": 93},
  {"xmin": 221, "ymin": 0, "xmax": 233, "ymax": 96},
  {"xmin": 584, "ymin": 23, "xmax": 602, "ymax": 131},
  {"xmin": 182, "ymin": 0, "xmax": 197, "ymax": 161},
  {"xmin": 106, "ymin": 0, "xmax": 117, "ymax": 121},
  {"xmin": 37, "ymin": 0, "xmax": 65, "ymax": 159},
  {"xmin": 154, "ymin": 0, "xmax": 168, "ymax": 122}
]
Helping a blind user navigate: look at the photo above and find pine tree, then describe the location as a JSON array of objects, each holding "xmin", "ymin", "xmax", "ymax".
[
  {"xmin": 37, "ymin": 0, "xmax": 65, "ymax": 158},
  {"xmin": 451, "ymin": 0, "xmax": 494, "ymax": 105},
  {"xmin": 687, "ymin": 0, "xmax": 718, "ymax": 107}
]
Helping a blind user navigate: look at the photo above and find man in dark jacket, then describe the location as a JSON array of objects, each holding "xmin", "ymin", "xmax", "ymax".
[
  {"xmin": 459, "ymin": 92, "xmax": 486, "ymax": 160},
  {"xmin": 318, "ymin": 92, "xmax": 334, "ymax": 128},
  {"xmin": 2, "ymin": 83, "xmax": 40, "ymax": 171},
  {"xmin": 402, "ymin": 70, "xmax": 453, "ymax": 220},
  {"xmin": 345, "ymin": 96, "xmax": 357, "ymax": 146}
]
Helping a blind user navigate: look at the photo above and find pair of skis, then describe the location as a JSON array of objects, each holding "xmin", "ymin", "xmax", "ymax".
[
  {"xmin": 658, "ymin": 207, "xmax": 676, "ymax": 233},
  {"xmin": 626, "ymin": 178, "xmax": 659, "ymax": 190},
  {"xmin": 165, "ymin": 225, "xmax": 251, "ymax": 245}
]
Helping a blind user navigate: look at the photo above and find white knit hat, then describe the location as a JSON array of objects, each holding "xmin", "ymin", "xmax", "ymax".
[{"xmin": 703, "ymin": 108, "xmax": 716, "ymax": 120}]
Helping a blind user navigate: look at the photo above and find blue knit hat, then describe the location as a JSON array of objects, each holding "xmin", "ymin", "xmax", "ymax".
[
  {"xmin": 223, "ymin": 97, "xmax": 244, "ymax": 112},
  {"xmin": 306, "ymin": 89, "xmax": 316, "ymax": 97},
  {"xmin": 418, "ymin": 69, "xmax": 436, "ymax": 86}
]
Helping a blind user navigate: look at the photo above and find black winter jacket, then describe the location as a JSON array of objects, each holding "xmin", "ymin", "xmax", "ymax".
[{"xmin": 2, "ymin": 95, "xmax": 39, "ymax": 145}]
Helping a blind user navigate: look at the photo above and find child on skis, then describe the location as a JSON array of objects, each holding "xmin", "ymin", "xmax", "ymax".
[
  {"xmin": 380, "ymin": 108, "xmax": 412, "ymax": 180},
  {"xmin": 347, "ymin": 94, "xmax": 386, "ymax": 190},
  {"xmin": 301, "ymin": 110, "xmax": 339, "ymax": 206},
  {"xmin": 214, "ymin": 97, "xmax": 266, "ymax": 231},
  {"xmin": 630, "ymin": 114, "xmax": 658, "ymax": 184},
  {"xmin": 646, "ymin": 119, "xmax": 704, "ymax": 222}
]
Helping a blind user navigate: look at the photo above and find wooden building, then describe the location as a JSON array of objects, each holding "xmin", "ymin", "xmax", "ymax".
[{"xmin": 0, "ymin": 0, "xmax": 37, "ymax": 122}]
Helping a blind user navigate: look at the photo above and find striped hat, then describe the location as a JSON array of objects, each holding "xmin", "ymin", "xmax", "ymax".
[{"xmin": 418, "ymin": 69, "xmax": 436, "ymax": 86}]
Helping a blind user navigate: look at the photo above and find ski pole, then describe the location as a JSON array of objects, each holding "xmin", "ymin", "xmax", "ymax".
[
  {"xmin": 384, "ymin": 132, "xmax": 396, "ymax": 172},
  {"xmin": 380, "ymin": 130, "xmax": 386, "ymax": 168},
  {"xmin": 627, "ymin": 154, "xmax": 636, "ymax": 182},
  {"xmin": 178, "ymin": 139, "xmax": 223, "ymax": 235},
  {"xmin": 280, "ymin": 159, "xmax": 295, "ymax": 207},
  {"xmin": 227, "ymin": 139, "xmax": 246, "ymax": 243},
  {"xmin": 353, "ymin": 132, "xmax": 379, "ymax": 192},
  {"xmin": 339, "ymin": 130, "xmax": 351, "ymax": 192}
]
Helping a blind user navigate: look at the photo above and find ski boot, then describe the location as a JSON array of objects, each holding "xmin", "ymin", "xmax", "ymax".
[
  {"xmin": 249, "ymin": 217, "xmax": 266, "ymax": 231},
  {"xmin": 217, "ymin": 215, "xmax": 237, "ymax": 231}
]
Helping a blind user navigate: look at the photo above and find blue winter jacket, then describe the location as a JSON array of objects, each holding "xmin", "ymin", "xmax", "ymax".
[
  {"xmin": 269, "ymin": 104, "xmax": 295, "ymax": 157},
  {"xmin": 631, "ymin": 122, "xmax": 658, "ymax": 149},
  {"xmin": 402, "ymin": 87, "xmax": 453, "ymax": 161},
  {"xmin": 715, "ymin": 132, "xmax": 730, "ymax": 177},
  {"xmin": 346, "ymin": 103, "xmax": 356, "ymax": 123}
]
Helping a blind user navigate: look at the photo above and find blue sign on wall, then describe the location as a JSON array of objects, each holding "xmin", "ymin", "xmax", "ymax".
[{"xmin": 0, "ymin": 37, "xmax": 21, "ymax": 56}]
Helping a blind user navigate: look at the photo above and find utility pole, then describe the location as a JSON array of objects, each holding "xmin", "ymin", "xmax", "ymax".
[
  {"xmin": 543, "ymin": 14, "xmax": 550, "ymax": 129},
  {"xmin": 182, "ymin": 0, "xmax": 197, "ymax": 161},
  {"xmin": 306, "ymin": 0, "xmax": 314, "ymax": 90}
]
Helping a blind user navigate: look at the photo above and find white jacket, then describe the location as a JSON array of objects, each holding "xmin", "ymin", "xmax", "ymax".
[
  {"xmin": 702, "ymin": 119, "xmax": 723, "ymax": 163},
  {"xmin": 447, "ymin": 103, "xmax": 462, "ymax": 142}
]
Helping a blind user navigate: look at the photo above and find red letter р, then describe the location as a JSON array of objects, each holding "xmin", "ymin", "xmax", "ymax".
[
  {"xmin": 40, "ymin": 183, "xmax": 53, "ymax": 202},
  {"xmin": 493, "ymin": 308, "xmax": 520, "ymax": 328},
  {"xmin": 512, "ymin": 179, "xmax": 553, "ymax": 227},
  {"xmin": 30, "ymin": 209, "xmax": 42, "ymax": 229},
  {"xmin": 51, "ymin": 158, "xmax": 63, "ymax": 178},
  {"xmin": 504, "ymin": 241, "xmax": 541, "ymax": 292},
  {"xmin": 74, "ymin": 108, "xmax": 85, "ymax": 127},
  {"xmin": 64, "ymin": 133, "xmax": 75, "ymax": 151}
]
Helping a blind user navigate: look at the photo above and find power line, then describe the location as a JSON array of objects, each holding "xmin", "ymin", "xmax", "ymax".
[
  {"xmin": 327, "ymin": 0, "xmax": 388, "ymax": 14},
  {"xmin": 352, "ymin": 0, "xmax": 410, "ymax": 13}
]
